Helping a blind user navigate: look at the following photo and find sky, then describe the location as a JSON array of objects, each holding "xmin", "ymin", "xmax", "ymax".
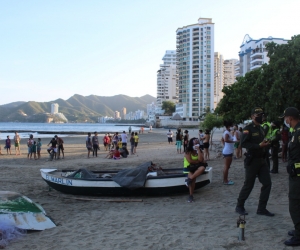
[{"xmin": 1, "ymin": 0, "xmax": 299, "ymax": 105}]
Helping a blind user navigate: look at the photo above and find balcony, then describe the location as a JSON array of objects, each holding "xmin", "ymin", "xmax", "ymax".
[
  {"xmin": 251, "ymin": 58, "xmax": 263, "ymax": 64},
  {"xmin": 250, "ymin": 62, "xmax": 263, "ymax": 70}
]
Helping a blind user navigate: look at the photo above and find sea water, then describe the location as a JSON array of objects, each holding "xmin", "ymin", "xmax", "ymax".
[{"xmin": 0, "ymin": 122, "xmax": 146, "ymax": 140}]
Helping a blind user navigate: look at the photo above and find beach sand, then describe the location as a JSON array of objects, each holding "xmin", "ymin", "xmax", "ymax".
[{"xmin": 0, "ymin": 129, "xmax": 293, "ymax": 249}]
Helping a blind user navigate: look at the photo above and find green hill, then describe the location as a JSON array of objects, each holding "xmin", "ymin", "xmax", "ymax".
[{"xmin": 0, "ymin": 94, "xmax": 156, "ymax": 122}]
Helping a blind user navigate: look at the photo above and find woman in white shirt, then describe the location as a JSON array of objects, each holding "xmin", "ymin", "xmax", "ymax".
[{"xmin": 221, "ymin": 121, "xmax": 235, "ymax": 185}]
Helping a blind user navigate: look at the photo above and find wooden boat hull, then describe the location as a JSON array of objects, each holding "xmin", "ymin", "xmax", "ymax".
[{"xmin": 40, "ymin": 168, "xmax": 212, "ymax": 196}]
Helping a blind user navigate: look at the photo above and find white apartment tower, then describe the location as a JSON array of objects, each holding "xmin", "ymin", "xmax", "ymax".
[
  {"xmin": 238, "ymin": 34, "xmax": 288, "ymax": 76},
  {"xmin": 156, "ymin": 50, "xmax": 177, "ymax": 109},
  {"xmin": 176, "ymin": 18, "xmax": 214, "ymax": 120},
  {"xmin": 214, "ymin": 52, "xmax": 224, "ymax": 110},
  {"xmin": 51, "ymin": 103, "xmax": 59, "ymax": 114}
]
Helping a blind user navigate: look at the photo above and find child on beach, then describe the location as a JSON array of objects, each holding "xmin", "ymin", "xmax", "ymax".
[
  {"xmin": 37, "ymin": 138, "xmax": 42, "ymax": 159},
  {"xmin": 5, "ymin": 136, "xmax": 11, "ymax": 155},
  {"xmin": 31, "ymin": 141, "xmax": 37, "ymax": 159}
]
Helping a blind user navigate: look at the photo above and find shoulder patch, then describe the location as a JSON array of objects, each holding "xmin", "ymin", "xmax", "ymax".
[{"xmin": 243, "ymin": 130, "xmax": 249, "ymax": 134}]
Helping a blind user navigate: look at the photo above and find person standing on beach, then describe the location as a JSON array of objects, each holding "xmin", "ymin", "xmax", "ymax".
[
  {"xmin": 134, "ymin": 132, "xmax": 139, "ymax": 154},
  {"xmin": 14, "ymin": 132, "xmax": 21, "ymax": 155},
  {"xmin": 130, "ymin": 132, "xmax": 135, "ymax": 155},
  {"xmin": 86, "ymin": 133, "xmax": 93, "ymax": 158},
  {"xmin": 176, "ymin": 129, "xmax": 183, "ymax": 154},
  {"xmin": 235, "ymin": 107, "xmax": 273, "ymax": 217},
  {"xmin": 37, "ymin": 138, "xmax": 42, "ymax": 159},
  {"xmin": 92, "ymin": 132, "xmax": 100, "ymax": 157},
  {"xmin": 233, "ymin": 125, "xmax": 241, "ymax": 159},
  {"xmin": 55, "ymin": 135, "xmax": 64, "ymax": 159},
  {"xmin": 47, "ymin": 137, "xmax": 58, "ymax": 160},
  {"xmin": 31, "ymin": 141, "xmax": 37, "ymax": 160},
  {"xmin": 167, "ymin": 129, "xmax": 173, "ymax": 144},
  {"xmin": 279, "ymin": 107, "xmax": 300, "ymax": 246},
  {"xmin": 107, "ymin": 133, "xmax": 112, "ymax": 150},
  {"xmin": 5, "ymin": 136, "xmax": 11, "ymax": 155},
  {"xmin": 198, "ymin": 130, "xmax": 205, "ymax": 150},
  {"xmin": 128, "ymin": 126, "xmax": 132, "ymax": 134},
  {"xmin": 203, "ymin": 130, "xmax": 210, "ymax": 160},
  {"xmin": 221, "ymin": 121, "xmax": 235, "ymax": 185},
  {"xmin": 27, "ymin": 135, "xmax": 34, "ymax": 159},
  {"xmin": 183, "ymin": 130, "xmax": 189, "ymax": 153},
  {"xmin": 121, "ymin": 131, "xmax": 127, "ymax": 147},
  {"xmin": 103, "ymin": 133, "xmax": 109, "ymax": 151}
]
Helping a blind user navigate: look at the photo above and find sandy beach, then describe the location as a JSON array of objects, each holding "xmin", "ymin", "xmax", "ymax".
[{"xmin": 0, "ymin": 129, "xmax": 294, "ymax": 249}]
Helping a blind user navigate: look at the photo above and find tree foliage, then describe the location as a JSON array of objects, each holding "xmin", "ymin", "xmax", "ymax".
[
  {"xmin": 162, "ymin": 101, "xmax": 176, "ymax": 115},
  {"xmin": 215, "ymin": 35, "xmax": 300, "ymax": 122},
  {"xmin": 200, "ymin": 112, "xmax": 223, "ymax": 148}
]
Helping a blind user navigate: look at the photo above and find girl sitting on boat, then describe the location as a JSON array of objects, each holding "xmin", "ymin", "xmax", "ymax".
[{"xmin": 183, "ymin": 137, "xmax": 207, "ymax": 203}]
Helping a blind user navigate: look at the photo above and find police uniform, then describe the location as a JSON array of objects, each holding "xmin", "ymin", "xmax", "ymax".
[
  {"xmin": 270, "ymin": 122, "xmax": 281, "ymax": 173},
  {"xmin": 279, "ymin": 107, "xmax": 300, "ymax": 246},
  {"xmin": 262, "ymin": 121, "xmax": 271, "ymax": 169},
  {"xmin": 236, "ymin": 107, "xmax": 273, "ymax": 216}
]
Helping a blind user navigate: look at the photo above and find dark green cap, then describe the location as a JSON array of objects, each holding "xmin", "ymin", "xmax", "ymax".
[{"xmin": 251, "ymin": 107, "xmax": 264, "ymax": 115}]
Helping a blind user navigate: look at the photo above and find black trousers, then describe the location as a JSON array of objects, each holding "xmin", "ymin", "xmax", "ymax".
[
  {"xmin": 237, "ymin": 157, "xmax": 272, "ymax": 210},
  {"xmin": 93, "ymin": 145, "xmax": 98, "ymax": 156},
  {"xmin": 289, "ymin": 176, "xmax": 300, "ymax": 238},
  {"xmin": 271, "ymin": 145, "xmax": 279, "ymax": 172}
]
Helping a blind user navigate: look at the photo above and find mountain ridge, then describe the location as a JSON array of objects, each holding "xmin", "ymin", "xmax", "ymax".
[{"xmin": 0, "ymin": 94, "xmax": 156, "ymax": 122}]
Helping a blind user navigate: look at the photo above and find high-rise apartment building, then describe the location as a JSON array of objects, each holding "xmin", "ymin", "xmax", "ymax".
[
  {"xmin": 176, "ymin": 18, "xmax": 214, "ymax": 120},
  {"xmin": 224, "ymin": 59, "xmax": 238, "ymax": 87},
  {"xmin": 238, "ymin": 34, "xmax": 288, "ymax": 76},
  {"xmin": 121, "ymin": 107, "xmax": 126, "ymax": 120},
  {"xmin": 156, "ymin": 50, "xmax": 177, "ymax": 109},
  {"xmin": 214, "ymin": 52, "xmax": 224, "ymax": 110},
  {"xmin": 114, "ymin": 111, "xmax": 120, "ymax": 119},
  {"xmin": 51, "ymin": 103, "xmax": 59, "ymax": 114}
]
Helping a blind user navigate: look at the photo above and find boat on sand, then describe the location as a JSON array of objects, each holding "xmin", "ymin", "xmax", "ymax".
[{"xmin": 40, "ymin": 162, "xmax": 212, "ymax": 196}]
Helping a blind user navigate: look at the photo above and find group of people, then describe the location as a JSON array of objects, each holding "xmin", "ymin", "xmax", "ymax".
[
  {"xmin": 86, "ymin": 131, "xmax": 139, "ymax": 159},
  {"xmin": 167, "ymin": 128, "xmax": 210, "ymax": 160},
  {"xmin": 182, "ymin": 106, "xmax": 300, "ymax": 246},
  {"xmin": 0, "ymin": 132, "xmax": 21, "ymax": 155}
]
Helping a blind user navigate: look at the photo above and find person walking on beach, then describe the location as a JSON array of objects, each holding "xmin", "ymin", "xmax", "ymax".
[
  {"xmin": 55, "ymin": 135, "xmax": 64, "ymax": 159},
  {"xmin": 203, "ymin": 130, "xmax": 210, "ymax": 160},
  {"xmin": 37, "ymin": 138, "xmax": 42, "ymax": 159},
  {"xmin": 27, "ymin": 134, "xmax": 34, "ymax": 159},
  {"xmin": 92, "ymin": 132, "xmax": 100, "ymax": 157},
  {"xmin": 279, "ymin": 107, "xmax": 300, "ymax": 246},
  {"xmin": 130, "ymin": 132, "xmax": 135, "ymax": 155},
  {"xmin": 134, "ymin": 132, "xmax": 139, "ymax": 154},
  {"xmin": 167, "ymin": 129, "xmax": 173, "ymax": 144},
  {"xmin": 183, "ymin": 130, "xmax": 189, "ymax": 153},
  {"xmin": 183, "ymin": 137, "xmax": 206, "ymax": 203},
  {"xmin": 176, "ymin": 129, "xmax": 183, "ymax": 154},
  {"xmin": 86, "ymin": 133, "xmax": 93, "ymax": 158},
  {"xmin": 5, "ymin": 136, "xmax": 11, "ymax": 155},
  {"xmin": 235, "ymin": 107, "xmax": 273, "ymax": 217},
  {"xmin": 221, "ymin": 121, "xmax": 235, "ymax": 185},
  {"xmin": 14, "ymin": 132, "xmax": 21, "ymax": 155},
  {"xmin": 128, "ymin": 126, "xmax": 132, "ymax": 134}
]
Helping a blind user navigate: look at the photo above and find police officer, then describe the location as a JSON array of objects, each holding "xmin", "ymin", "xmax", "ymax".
[
  {"xmin": 262, "ymin": 115, "xmax": 272, "ymax": 169},
  {"xmin": 280, "ymin": 107, "xmax": 300, "ymax": 246},
  {"xmin": 235, "ymin": 107, "xmax": 274, "ymax": 216},
  {"xmin": 269, "ymin": 121, "xmax": 281, "ymax": 174}
]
